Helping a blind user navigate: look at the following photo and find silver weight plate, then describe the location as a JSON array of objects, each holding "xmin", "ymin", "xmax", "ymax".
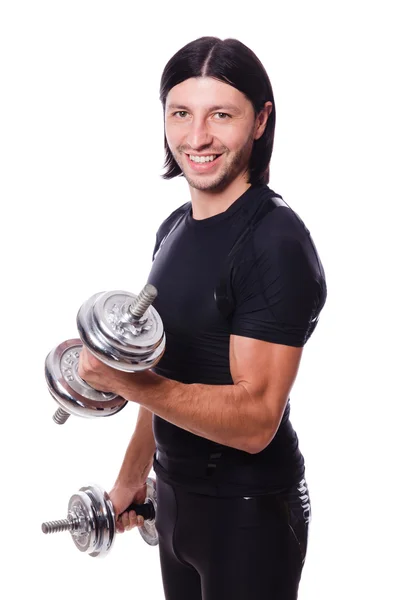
[
  {"xmin": 68, "ymin": 491, "xmax": 99, "ymax": 555},
  {"xmin": 93, "ymin": 291, "xmax": 164, "ymax": 354},
  {"xmin": 138, "ymin": 477, "xmax": 158, "ymax": 546},
  {"xmin": 81, "ymin": 485, "xmax": 116, "ymax": 558},
  {"xmin": 77, "ymin": 291, "xmax": 166, "ymax": 372},
  {"xmin": 45, "ymin": 339, "xmax": 128, "ymax": 418}
]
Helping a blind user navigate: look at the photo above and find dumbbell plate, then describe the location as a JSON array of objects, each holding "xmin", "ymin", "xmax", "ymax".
[
  {"xmin": 77, "ymin": 291, "xmax": 166, "ymax": 372},
  {"xmin": 45, "ymin": 339, "xmax": 128, "ymax": 419},
  {"xmin": 80, "ymin": 485, "xmax": 116, "ymax": 557},
  {"xmin": 70, "ymin": 480, "xmax": 158, "ymax": 553},
  {"xmin": 68, "ymin": 490, "xmax": 99, "ymax": 555},
  {"xmin": 94, "ymin": 291, "xmax": 164, "ymax": 353},
  {"xmin": 139, "ymin": 477, "xmax": 158, "ymax": 546},
  {"xmin": 68, "ymin": 485, "xmax": 115, "ymax": 557}
]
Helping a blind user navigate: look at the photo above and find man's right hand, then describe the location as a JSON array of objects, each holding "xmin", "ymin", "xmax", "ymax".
[{"xmin": 109, "ymin": 482, "xmax": 148, "ymax": 533}]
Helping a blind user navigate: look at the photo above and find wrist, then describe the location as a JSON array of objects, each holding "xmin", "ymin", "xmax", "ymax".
[
  {"xmin": 116, "ymin": 370, "xmax": 158, "ymax": 403},
  {"xmin": 115, "ymin": 450, "xmax": 155, "ymax": 486},
  {"xmin": 115, "ymin": 464, "xmax": 153, "ymax": 488}
]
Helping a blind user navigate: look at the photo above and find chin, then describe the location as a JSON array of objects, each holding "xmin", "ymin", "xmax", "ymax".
[{"xmin": 185, "ymin": 172, "xmax": 233, "ymax": 193}]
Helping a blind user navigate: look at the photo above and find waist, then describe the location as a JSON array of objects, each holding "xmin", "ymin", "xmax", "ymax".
[{"xmin": 153, "ymin": 447, "xmax": 305, "ymax": 497}]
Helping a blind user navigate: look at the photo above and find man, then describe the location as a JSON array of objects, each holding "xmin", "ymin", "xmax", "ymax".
[{"xmin": 79, "ymin": 36, "xmax": 327, "ymax": 600}]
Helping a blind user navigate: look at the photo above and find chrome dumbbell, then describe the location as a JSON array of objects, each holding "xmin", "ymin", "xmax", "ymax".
[
  {"xmin": 41, "ymin": 478, "xmax": 158, "ymax": 556},
  {"xmin": 45, "ymin": 283, "xmax": 165, "ymax": 424}
]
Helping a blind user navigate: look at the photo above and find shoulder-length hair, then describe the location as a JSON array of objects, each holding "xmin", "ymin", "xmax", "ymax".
[{"xmin": 159, "ymin": 36, "xmax": 276, "ymax": 186}]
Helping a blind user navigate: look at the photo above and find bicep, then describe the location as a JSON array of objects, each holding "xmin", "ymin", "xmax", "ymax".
[
  {"xmin": 227, "ymin": 218, "xmax": 325, "ymax": 440},
  {"xmin": 230, "ymin": 334, "xmax": 303, "ymax": 433}
]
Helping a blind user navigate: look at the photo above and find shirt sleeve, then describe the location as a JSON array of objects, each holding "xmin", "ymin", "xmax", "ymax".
[{"xmin": 230, "ymin": 209, "xmax": 326, "ymax": 347}]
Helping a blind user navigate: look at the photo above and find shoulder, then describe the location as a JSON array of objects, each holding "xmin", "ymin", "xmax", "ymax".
[
  {"xmin": 231, "ymin": 197, "xmax": 327, "ymax": 345},
  {"xmin": 254, "ymin": 199, "xmax": 310, "ymax": 244},
  {"xmin": 152, "ymin": 202, "xmax": 191, "ymax": 260},
  {"xmin": 155, "ymin": 202, "xmax": 191, "ymax": 241},
  {"xmin": 252, "ymin": 201, "xmax": 323, "ymax": 271},
  {"xmin": 239, "ymin": 185, "xmax": 311, "ymax": 246},
  {"xmin": 233, "ymin": 194, "xmax": 326, "ymax": 298}
]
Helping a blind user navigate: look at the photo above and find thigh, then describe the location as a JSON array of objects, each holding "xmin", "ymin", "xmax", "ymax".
[
  {"xmin": 155, "ymin": 477, "xmax": 202, "ymax": 600},
  {"xmin": 173, "ymin": 481, "xmax": 310, "ymax": 600}
]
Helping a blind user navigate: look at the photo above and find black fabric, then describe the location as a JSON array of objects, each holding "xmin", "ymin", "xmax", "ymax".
[
  {"xmin": 148, "ymin": 183, "xmax": 326, "ymax": 496},
  {"xmin": 156, "ymin": 476, "xmax": 310, "ymax": 600},
  {"xmin": 214, "ymin": 193, "xmax": 286, "ymax": 319}
]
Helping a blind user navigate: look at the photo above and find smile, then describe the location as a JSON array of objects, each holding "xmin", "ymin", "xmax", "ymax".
[{"xmin": 189, "ymin": 154, "xmax": 219, "ymax": 163}]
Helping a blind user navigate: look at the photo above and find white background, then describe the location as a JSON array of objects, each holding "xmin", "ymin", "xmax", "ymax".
[{"xmin": 0, "ymin": 1, "xmax": 396, "ymax": 598}]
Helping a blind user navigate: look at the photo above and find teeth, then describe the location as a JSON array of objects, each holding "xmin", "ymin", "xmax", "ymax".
[{"xmin": 189, "ymin": 155, "xmax": 218, "ymax": 163}]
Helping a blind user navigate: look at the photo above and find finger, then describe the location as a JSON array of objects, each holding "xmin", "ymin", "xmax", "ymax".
[
  {"xmin": 122, "ymin": 510, "xmax": 137, "ymax": 531},
  {"xmin": 137, "ymin": 515, "xmax": 144, "ymax": 528},
  {"xmin": 128, "ymin": 510, "xmax": 139, "ymax": 530},
  {"xmin": 115, "ymin": 518, "xmax": 125, "ymax": 533},
  {"xmin": 121, "ymin": 510, "xmax": 132, "ymax": 531},
  {"xmin": 115, "ymin": 513, "xmax": 127, "ymax": 533}
]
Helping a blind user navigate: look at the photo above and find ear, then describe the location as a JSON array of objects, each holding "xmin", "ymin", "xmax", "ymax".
[{"xmin": 254, "ymin": 101, "xmax": 273, "ymax": 140}]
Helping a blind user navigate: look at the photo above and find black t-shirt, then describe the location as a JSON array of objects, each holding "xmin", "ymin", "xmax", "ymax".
[{"xmin": 148, "ymin": 183, "xmax": 327, "ymax": 497}]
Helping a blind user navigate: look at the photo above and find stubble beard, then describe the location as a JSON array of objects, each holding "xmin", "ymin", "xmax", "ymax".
[{"xmin": 172, "ymin": 130, "xmax": 256, "ymax": 193}]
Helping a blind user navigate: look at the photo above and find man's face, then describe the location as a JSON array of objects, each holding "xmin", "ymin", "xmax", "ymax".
[{"xmin": 164, "ymin": 77, "xmax": 267, "ymax": 193}]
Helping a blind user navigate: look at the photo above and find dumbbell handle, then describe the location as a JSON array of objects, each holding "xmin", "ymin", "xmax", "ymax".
[{"xmin": 124, "ymin": 499, "xmax": 155, "ymax": 521}]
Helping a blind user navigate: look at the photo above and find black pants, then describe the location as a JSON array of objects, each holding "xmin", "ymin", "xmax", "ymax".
[{"xmin": 155, "ymin": 476, "xmax": 310, "ymax": 600}]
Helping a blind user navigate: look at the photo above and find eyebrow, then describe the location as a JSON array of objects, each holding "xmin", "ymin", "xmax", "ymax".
[{"xmin": 167, "ymin": 103, "xmax": 242, "ymax": 113}]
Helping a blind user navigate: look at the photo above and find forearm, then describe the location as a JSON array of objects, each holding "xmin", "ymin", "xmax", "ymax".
[
  {"xmin": 78, "ymin": 332, "xmax": 297, "ymax": 457},
  {"xmin": 115, "ymin": 406, "xmax": 156, "ymax": 486},
  {"xmin": 118, "ymin": 372, "xmax": 267, "ymax": 454}
]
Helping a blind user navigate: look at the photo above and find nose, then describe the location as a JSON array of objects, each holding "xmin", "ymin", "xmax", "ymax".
[{"xmin": 186, "ymin": 117, "xmax": 213, "ymax": 150}]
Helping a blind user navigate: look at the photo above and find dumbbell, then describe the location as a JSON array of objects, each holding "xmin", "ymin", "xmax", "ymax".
[
  {"xmin": 45, "ymin": 284, "xmax": 165, "ymax": 424},
  {"xmin": 41, "ymin": 477, "xmax": 158, "ymax": 556}
]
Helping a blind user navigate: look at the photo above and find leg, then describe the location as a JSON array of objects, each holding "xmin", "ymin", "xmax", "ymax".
[
  {"xmin": 171, "ymin": 480, "xmax": 310, "ymax": 600},
  {"xmin": 155, "ymin": 477, "xmax": 202, "ymax": 600}
]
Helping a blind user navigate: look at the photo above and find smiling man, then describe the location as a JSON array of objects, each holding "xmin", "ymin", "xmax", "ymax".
[{"xmin": 79, "ymin": 37, "xmax": 327, "ymax": 599}]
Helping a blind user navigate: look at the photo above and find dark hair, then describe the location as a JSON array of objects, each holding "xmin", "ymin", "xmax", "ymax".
[{"xmin": 159, "ymin": 37, "xmax": 276, "ymax": 185}]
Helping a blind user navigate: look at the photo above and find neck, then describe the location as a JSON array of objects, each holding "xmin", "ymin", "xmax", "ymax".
[{"xmin": 189, "ymin": 175, "xmax": 252, "ymax": 220}]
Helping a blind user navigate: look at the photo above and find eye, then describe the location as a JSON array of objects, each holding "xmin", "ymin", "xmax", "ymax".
[
  {"xmin": 173, "ymin": 111, "xmax": 188, "ymax": 118},
  {"xmin": 214, "ymin": 112, "xmax": 231, "ymax": 120}
]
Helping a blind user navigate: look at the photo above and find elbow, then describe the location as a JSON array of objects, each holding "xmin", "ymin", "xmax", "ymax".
[
  {"xmin": 244, "ymin": 441, "xmax": 267, "ymax": 455},
  {"xmin": 244, "ymin": 428, "xmax": 276, "ymax": 455}
]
